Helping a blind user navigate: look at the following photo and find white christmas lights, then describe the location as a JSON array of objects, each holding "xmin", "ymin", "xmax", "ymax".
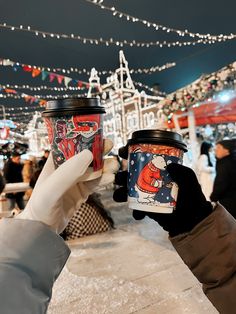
[
  {"xmin": 133, "ymin": 81, "xmax": 166, "ymax": 96},
  {"xmin": 0, "ymin": 58, "xmax": 176, "ymax": 75},
  {"xmin": 85, "ymin": 0, "xmax": 236, "ymax": 41},
  {"xmin": 0, "ymin": 22, "xmax": 231, "ymax": 48}
]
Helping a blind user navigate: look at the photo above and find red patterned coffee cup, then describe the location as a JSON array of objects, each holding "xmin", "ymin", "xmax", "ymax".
[
  {"xmin": 42, "ymin": 98, "xmax": 105, "ymax": 181},
  {"xmin": 127, "ymin": 130, "xmax": 187, "ymax": 213}
]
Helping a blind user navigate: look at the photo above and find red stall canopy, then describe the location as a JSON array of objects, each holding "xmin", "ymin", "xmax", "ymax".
[{"xmin": 168, "ymin": 96, "xmax": 236, "ymax": 128}]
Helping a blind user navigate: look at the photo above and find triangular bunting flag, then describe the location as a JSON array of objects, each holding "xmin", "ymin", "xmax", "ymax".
[
  {"xmin": 30, "ymin": 97, "xmax": 35, "ymax": 104},
  {"xmin": 39, "ymin": 100, "xmax": 47, "ymax": 106},
  {"xmin": 32, "ymin": 68, "xmax": 41, "ymax": 78},
  {"xmin": 4, "ymin": 88, "xmax": 17, "ymax": 94},
  {"xmin": 3, "ymin": 60, "xmax": 14, "ymax": 66},
  {"xmin": 56, "ymin": 74, "xmax": 64, "ymax": 84},
  {"xmin": 64, "ymin": 76, "xmax": 72, "ymax": 87},
  {"xmin": 78, "ymin": 81, "xmax": 83, "ymax": 88},
  {"xmin": 41, "ymin": 71, "xmax": 49, "ymax": 81},
  {"xmin": 22, "ymin": 65, "xmax": 33, "ymax": 72},
  {"xmin": 24, "ymin": 96, "xmax": 31, "ymax": 102},
  {"xmin": 49, "ymin": 73, "xmax": 56, "ymax": 83}
]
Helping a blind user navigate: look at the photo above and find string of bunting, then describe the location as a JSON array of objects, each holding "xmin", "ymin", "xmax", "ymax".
[
  {"xmin": 0, "ymin": 84, "xmax": 87, "ymax": 92},
  {"xmin": 0, "ymin": 58, "xmax": 100, "ymax": 90},
  {"xmin": 0, "ymin": 82, "xmax": 166, "ymax": 97},
  {"xmin": 2, "ymin": 105, "xmax": 41, "ymax": 112},
  {"xmin": 0, "ymin": 23, "xmax": 230, "ymax": 48},
  {"xmin": 85, "ymin": 0, "xmax": 236, "ymax": 41},
  {"xmin": 0, "ymin": 87, "xmax": 47, "ymax": 106},
  {"xmin": 0, "ymin": 57, "xmax": 176, "ymax": 76},
  {"xmin": 158, "ymin": 60, "xmax": 236, "ymax": 117}
]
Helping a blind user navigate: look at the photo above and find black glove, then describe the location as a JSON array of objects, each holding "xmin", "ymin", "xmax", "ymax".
[{"xmin": 113, "ymin": 155, "xmax": 213, "ymax": 237}]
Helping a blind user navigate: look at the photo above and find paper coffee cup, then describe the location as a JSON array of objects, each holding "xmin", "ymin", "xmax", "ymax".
[
  {"xmin": 127, "ymin": 129, "xmax": 187, "ymax": 214},
  {"xmin": 42, "ymin": 97, "xmax": 105, "ymax": 181}
]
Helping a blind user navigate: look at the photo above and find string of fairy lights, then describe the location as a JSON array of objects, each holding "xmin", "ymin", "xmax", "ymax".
[
  {"xmin": 2, "ymin": 0, "xmax": 234, "ymax": 127},
  {"xmin": 0, "ymin": 23, "xmax": 232, "ymax": 48},
  {"xmin": 1, "ymin": 57, "xmax": 176, "ymax": 75},
  {"xmin": 0, "ymin": 82, "xmax": 166, "ymax": 95},
  {"xmin": 0, "ymin": 93, "xmax": 88, "ymax": 100},
  {"xmin": 85, "ymin": 0, "xmax": 236, "ymax": 41}
]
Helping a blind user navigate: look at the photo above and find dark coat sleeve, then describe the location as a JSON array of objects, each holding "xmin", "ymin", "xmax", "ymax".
[
  {"xmin": 3, "ymin": 162, "xmax": 11, "ymax": 183},
  {"xmin": 0, "ymin": 218, "xmax": 70, "ymax": 314},
  {"xmin": 210, "ymin": 160, "xmax": 231, "ymax": 202},
  {"xmin": 0, "ymin": 173, "xmax": 5, "ymax": 193},
  {"xmin": 170, "ymin": 205, "xmax": 236, "ymax": 314}
]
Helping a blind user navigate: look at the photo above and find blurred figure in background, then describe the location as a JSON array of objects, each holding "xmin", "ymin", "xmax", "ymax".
[
  {"xmin": 22, "ymin": 157, "xmax": 35, "ymax": 201},
  {"xmin": 38, "ymin": 150, "xmax": 49, "ymax": 169},
  {"xmin": 0, "ymin": 172, "xmax": 5, "ymax": 193},
  {"xmin": 3, "ymin": 152, "xmax": 25, "ymax": 210},
  {"xmin": 197, "ymin": 141, "xmax": 215, "ymax": 200},
  {"xmin": 210, "ymin": 139, "xmax": 236, "ymax": 218},
  {"xmin": 30, "ymin": 151, "xmax": 50, "ymax": 189}
]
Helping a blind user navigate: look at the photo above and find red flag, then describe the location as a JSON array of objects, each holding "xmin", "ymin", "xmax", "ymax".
[
  {"xmin": 4, "ymin": 88, "xmax": 17, "ymax": 94},
  {"xmin": 78, "ymin": 81, "xmax": 83, "ymax": 88},
  {"xmin": 23, "ymin": 65, "xmax": 32, "ymax": 72},
  {"xmin": 56, "ymin": 75, "xmax": 64, "ymax": 84}
]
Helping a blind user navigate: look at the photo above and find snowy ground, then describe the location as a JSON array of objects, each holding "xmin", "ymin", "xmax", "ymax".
[{"xmin": 48, "ymin": 188, "xmax": 218, "ymax": 314}]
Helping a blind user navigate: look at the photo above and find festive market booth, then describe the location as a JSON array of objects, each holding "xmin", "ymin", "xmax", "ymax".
[
  {"xmin": 156, "ymin": 61, "xmax": 236, "ymax": 167},
  {"xmin": 167, "ymin": 92, "xmax": 236, "ymax": 129},
  {"xmin": 158, "ymin": 60, "xmax": 236, "ymax": 131}
]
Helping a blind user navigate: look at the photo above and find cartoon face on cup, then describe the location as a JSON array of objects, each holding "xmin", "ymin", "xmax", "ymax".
[
  {"xmin": 127, "ymin": 130, "xmax": 187, "ymax": 214},
  {"xmin": 42, "ymin": 98, "xmax": 105, "ymax": 181}
]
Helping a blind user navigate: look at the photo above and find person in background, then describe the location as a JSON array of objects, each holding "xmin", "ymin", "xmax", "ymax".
[
  {"xmin": 197, "ymin": 141, "xmax": 215, "ymax": 200},
  {"xmin": 22, "ymin": 157, "xmax": 35, "ymax": 201},
  {"xmin": 0, "ymin": 172, "xmax": 5, "ymax": 194},
  {"xmin": 3, "ymin": 152, "xmax": 25, "ymax": 210},
  {"xmin": 210, "ymin": 138, "xmax": 236, "ymax": 218},
  {"xmin": 38, "ymin": 149, "xmax": 49, "ymax": 169}
]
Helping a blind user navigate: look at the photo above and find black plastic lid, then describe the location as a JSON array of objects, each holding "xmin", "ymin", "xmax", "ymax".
[
  {"xmin": 128, "ymin": 129, "xmax": 187, "ymax": 152},
  {"xmin": 42, "ymin": 97, "xmax": 106, "ymax": 117}
]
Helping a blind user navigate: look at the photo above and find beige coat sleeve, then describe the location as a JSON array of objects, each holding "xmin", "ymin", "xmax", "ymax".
[
  {"xmin": 0, "ymin": 218, "xmax": 70, "ymax": 314},
  {"xmin": 170, "ymin": 204, "xmax": 236, "ymax": 314}
]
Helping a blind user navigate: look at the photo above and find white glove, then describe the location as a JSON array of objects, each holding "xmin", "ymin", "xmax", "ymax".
[{"xmin": 16, "ymin": 139, "xmax": 119, "ymax": 234}]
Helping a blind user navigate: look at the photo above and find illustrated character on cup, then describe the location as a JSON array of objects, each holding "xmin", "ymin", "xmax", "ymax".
[
  {"xmin": 72, "ymin": 116, "xmax": 103, "ymax": 170},
  {"xmin": 135, "ymin": 155, "xmax": 166, "ymax": 203},
  {"xmin": 72, "ymin": 117, "xmax": 100, "ymax": 152},
  {"xmin": 55, "ymin": 120, "xmax": 77, "ymax": 160}
]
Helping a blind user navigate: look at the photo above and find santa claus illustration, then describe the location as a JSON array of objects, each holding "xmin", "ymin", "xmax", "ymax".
[{"xmin": 135, "ymin": 155, "xmax": 166, "ymax": 203}]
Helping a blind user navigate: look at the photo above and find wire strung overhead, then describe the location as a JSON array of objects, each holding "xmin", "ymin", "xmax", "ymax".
[
  {"xmin": 85, "ymin": 0, "xmax": 236, "ymax": 41},
  {"xmin": 0, "ymin": 57, "xmax": 176, "ymax": 75},
  {"xmin": 0, "ymin": 23, "xmax": 231, "ymax": 48}
]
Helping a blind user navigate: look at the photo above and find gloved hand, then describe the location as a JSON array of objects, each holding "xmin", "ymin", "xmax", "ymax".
[
  {"xmin": 113, "ymin": 146, "xmax": 213, "ymax": 237},
  {"xmin": 17, "ymin": 139, "xmax": 119, "ymax": 234}
]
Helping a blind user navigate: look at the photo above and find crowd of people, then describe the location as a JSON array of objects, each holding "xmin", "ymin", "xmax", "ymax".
[{"xmin": 0, "ymin": 136, "xmax": 236, "ymax": 313}]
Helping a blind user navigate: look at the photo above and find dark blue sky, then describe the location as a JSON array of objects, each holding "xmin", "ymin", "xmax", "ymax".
[{"xmin": 0, "ymin": 0, "xmax": 236, "ymax": 123}]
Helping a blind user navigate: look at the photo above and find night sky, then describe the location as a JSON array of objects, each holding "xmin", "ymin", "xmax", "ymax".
[{"xmin": 0, "ymin": 0, "xmax": 236, "ymax": 124}]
